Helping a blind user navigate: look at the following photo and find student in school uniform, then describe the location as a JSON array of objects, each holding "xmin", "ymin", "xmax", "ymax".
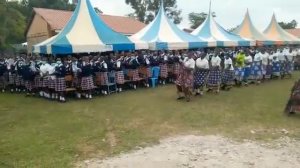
[
  {"xmin": 243, "ymin": 51, "xmax": 253, "ymax": 85},
  {"xmin": 15, "ymin": 57, "xmax": 25, "ymax": 92},
  {"xmin": 0, "ymin": 58, "xmax": 7, "ymax": 93},
  {"xmin": 159, "ymin": 51, "xmax": 168, "ymax": 85},
  {"xmin": 34, "ymin": 58, "xmax": 43, "ymax": 95},
  {"xmin": 261, "ymin": 49, "xmax": 269, "ymax": 81},
  {"xmin": 265, "ymin": 50, "xmax": 273, "ymax": 80},
  {"xmin": 128, "ymin": 53, "xmax": 141, "ymax": 89},
  {"xmin": 80, "ymin": 56, "xmax": 94, "ymax": 99},
  {"xmin": 272, "ymin": 54, "xmax": 281, "ymax": 78},
  {"xmin": 114, "ymin": 54, "xmax": 125, "ymax": 92},
  {"xmin": 207, "ymin": 51, "xmax": 222, "ymax": 93},
  {"xmin": 234, "ymin": 50, "xmax": 246, "ymax": 87},
  {"xmin": 6, "ymin": 57, "xmax": 16, "ymax": 93},
  {"xmin": 166, "ymin": 51, "xmax": 175, "ymax": 83},
  {"xmin": 99, "ymin": 56, "xmax": 109, "ymax": 95},
  {"xmin": 137, "ymin": 51, "xmax": 150, "ymax": 87},
  {"xmin": 285, "ymin": 48, "xmax": 294, "ymax": 78},
  {"xmin": 54, "ymin": 58, "xmax": 67, "ymax": 102},
  {"xmin": 72, "ymin": 57, "xmax": 83, "ymax": 98},
  {"xmin": 252, "ymin": 50, "xmax": 263, "ymax": 84},
  {"xmin": 48, "ymin": 61, "xmax": 57, "ymax": 100},
  {"xmin": 221, "ymin": 54, "xmax": 235, "ymax": 91},
  {"xmin": 182, "ymin": 52, "xmax": 195, "ymax": 102},
  {"xmin": 173, "ymin": 51, "xmax": 181, "ymax": 80},
  {"xmin": 174, "ymin": 53, "xmax": 185, "ymax": 100},
  {"xmin": 277, "ymin": 49, "xmax": 286, "ymax": 79},
  {"xmin": 194, "ymin": 52, "xmax": 209, "ymax": 96},
  {"xmin": 22, "ymin": 58, "xmax": 35, "ymax": 96}
]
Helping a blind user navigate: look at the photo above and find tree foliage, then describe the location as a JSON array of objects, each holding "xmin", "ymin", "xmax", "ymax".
[
  {"xmin": 278, "ymin": 20, "xmax": 298, "ymax": 29},
  {"xmin": 0, "ymin": 0, "xmax": 75, "ymax": 50},
  {"xmin": 188, "ymin": 12, "xmax": 216, "ymax": 29},
  {"xmin": 0, "ymin": 0, "xmax": 26, "ymax": 50},
  {"xmin": 125, "ymin": 0, "xmax": 182, "ymax": 24}
]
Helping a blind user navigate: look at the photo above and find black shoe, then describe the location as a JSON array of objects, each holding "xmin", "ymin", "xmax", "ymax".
[{"xmin": 177, "ymin": 96, "xmax": 185, "ymax": 100}]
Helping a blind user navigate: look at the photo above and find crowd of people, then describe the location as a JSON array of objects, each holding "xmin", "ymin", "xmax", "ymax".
[{"xmin": 0, "ymin": 46, "xmax": 299, "ymax": 102}]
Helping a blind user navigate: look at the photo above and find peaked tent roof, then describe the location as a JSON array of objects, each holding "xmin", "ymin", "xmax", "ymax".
[
  {"xmin": 233, "ymin": 10, "xmax": 274, "ymax": 46},
  {"xmin": 130, "ymin": 0, "xmax": 207, "ymax": 50},
  {"xmin": 263, "ymin": 14, "xmax": 300, "ymax": 45},
  {"xmin": 33, "ymin": 0, "xmax": 148, "ymax": 54},
  {"xmin": 192, "ymin": 3, "xmax": 255, "ymax": 47},
  {"xmin": 28, "ymin": 8, "xmax": 146, "ymax": 35}
]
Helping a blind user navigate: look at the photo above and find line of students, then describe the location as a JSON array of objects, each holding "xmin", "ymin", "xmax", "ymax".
[
  {"xmin": 175, "ymin": 47, "xmax": 299, "ymax": 102},
  {"xmin": 0, "ymin": 47, "xmax": 299, "ymax": 102}
]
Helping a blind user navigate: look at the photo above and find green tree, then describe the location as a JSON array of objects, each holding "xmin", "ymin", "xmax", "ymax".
[
  {"xmin": 188, "ymin": 12, "xmax": 216, "ymax": 29},
  {"xmin": 125, "ymin": 0, "xmax": 182, "ymax": 24},
  {"xmin": 278, "ymin": 20, "xmax": 298, "ymax": 29},
  {"xmin": 0, "ymin": 0, "xmax": 76, "ymax": 50},
  {"xmin": 0, "ymin": 0, "xmax": 26, "ymax": 50}
]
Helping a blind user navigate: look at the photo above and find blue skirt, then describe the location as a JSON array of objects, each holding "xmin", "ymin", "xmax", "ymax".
[
  {"xmin": 222, "ymin": 70, "xmax": 234, "ymax": 84},
  {"xmin": 244, "ymin": 67, "xmax": 252, "ymax": 80},
  {"xmin": 235, "ymin": 67, "xmax": 245, "ymax": 81},
  {"xmin": 272, "ymin": 62, "xmax": 281, "ymax": 76},
  {"xmin": 208, "ymin": 68, "xmax": 221, "ymax": 86},
  {"xmin": 251, "ymin": 62, "xmax": 262, "ymax": 77},
  {"xmin": 194, "ymin": 69, "xmax": 208, "ymax": 86}
]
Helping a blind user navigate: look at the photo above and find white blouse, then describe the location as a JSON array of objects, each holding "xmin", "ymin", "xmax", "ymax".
[
  {"xmin": 245, "ymin": 55, "xmax": 253, "ymax": 67},
  {"xmin": 195, "ymin": 58, "xmax": 209, "ymax": 69},
  {"xmin": 184, "ymin": 58, "xmax": 195, "ymax": 69},
  {"xmin": 211, "ymin": 56, "xmax": 221, "ymax": 67},
  {"xmin": 224, "ymin": 58, "xmax": 234, "ymax": 70},
  {"xmin": 254, "ymin": 53, "xmax": 262, "ymax": 62}
]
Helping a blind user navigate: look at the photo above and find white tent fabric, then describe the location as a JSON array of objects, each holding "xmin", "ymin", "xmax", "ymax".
[
  {"xmin": 33, "ymin": 0, "xmax": 148, "ymax": 54},
  {"xmin": 130, "ymin": 1, "xmax": 207, "ymax": 50},
  {"xmin": 192, "ymin": 3, "xmax": 255, "ymax": 47},
  {"xmin": 263, "ymin": 14, "xmax": 300, "ymax": 45}
]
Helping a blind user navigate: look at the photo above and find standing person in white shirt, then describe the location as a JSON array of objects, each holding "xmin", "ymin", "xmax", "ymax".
[
  {"xmin": 182, "ymin": 52, "xmax": 195, "ymax": 102},
  {"xmin": 265, "ymin": 50, "xmax": 273, "ymax": 80},
  {"xmin": 221, "ymin": 54, "xmax": 235, "ymax": 91},
  {"xmin": 252, "ymin": 50, "xmax": 263, "ymax": 84},
  {"xmin": 277, "ymin": 49, "xmax": 286, "ymax": 79},
  {"xmin": 194, "ymin": 53, "xmax": 209, "ymax": 96},
  {"xmin": 244, "ymin": 50, "xmax": 253, "ymax": 84},
  {"xmin": 285, "ymin": 48, "xmax": 294, "ymax": 78},
  {"xmin": 207, "ymin": 50, "xmax": 222, "ymax": 93},
  {"xmin": 261, "ymin": 49, "xmax": 269, "ymax": 81}
]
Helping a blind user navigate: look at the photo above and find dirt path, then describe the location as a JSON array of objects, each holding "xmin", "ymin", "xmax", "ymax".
[{"xmin": 79, "ymin": 135, "xmax": 300, "ymax": 168}]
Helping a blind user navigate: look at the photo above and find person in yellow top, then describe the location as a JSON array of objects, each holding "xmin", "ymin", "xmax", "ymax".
[{"xmin": 234, "ymin": 50, "xmax": 246, "ymax": 87}]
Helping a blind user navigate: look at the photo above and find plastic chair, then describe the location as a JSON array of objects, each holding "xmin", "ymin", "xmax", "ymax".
[
  {"xmin": 103, "ymin": 71, "xmax": 117, "ymax": 94},
  {"xmin": 150, "ymin": 66, "xmax": 160, "ymax": 88}
]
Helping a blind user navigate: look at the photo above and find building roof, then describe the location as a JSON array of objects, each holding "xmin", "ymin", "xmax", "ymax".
[
  {"xmin": 286, "ymin": 28, "xmax": 300, "ymax": 38},
  {"xmin": 27, "ymin": 8, "xmax": 146, "ymax": 35}
]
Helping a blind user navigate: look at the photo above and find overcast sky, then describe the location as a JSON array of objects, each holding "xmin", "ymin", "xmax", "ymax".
[{"xmin": 90, "ymin": 0, "xmax": 300, "ymax": 30}]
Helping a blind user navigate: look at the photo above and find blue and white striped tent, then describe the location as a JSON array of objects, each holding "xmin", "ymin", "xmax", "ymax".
[
  {"xmin": 191, "ymin": 4, "xmax": 255, "ymax": 47},
  {"xmin": 33, "ymin": 0, "xmax": 148, "ymax": 54},
  {"xmin": 130, "ymin": 1, "xmax": 207, "ymax": 50}
]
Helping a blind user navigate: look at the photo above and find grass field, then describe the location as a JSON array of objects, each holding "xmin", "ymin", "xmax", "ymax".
[{"xmin": 1, "ymin": 74, "xmax": 300, "ymax": 167}]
